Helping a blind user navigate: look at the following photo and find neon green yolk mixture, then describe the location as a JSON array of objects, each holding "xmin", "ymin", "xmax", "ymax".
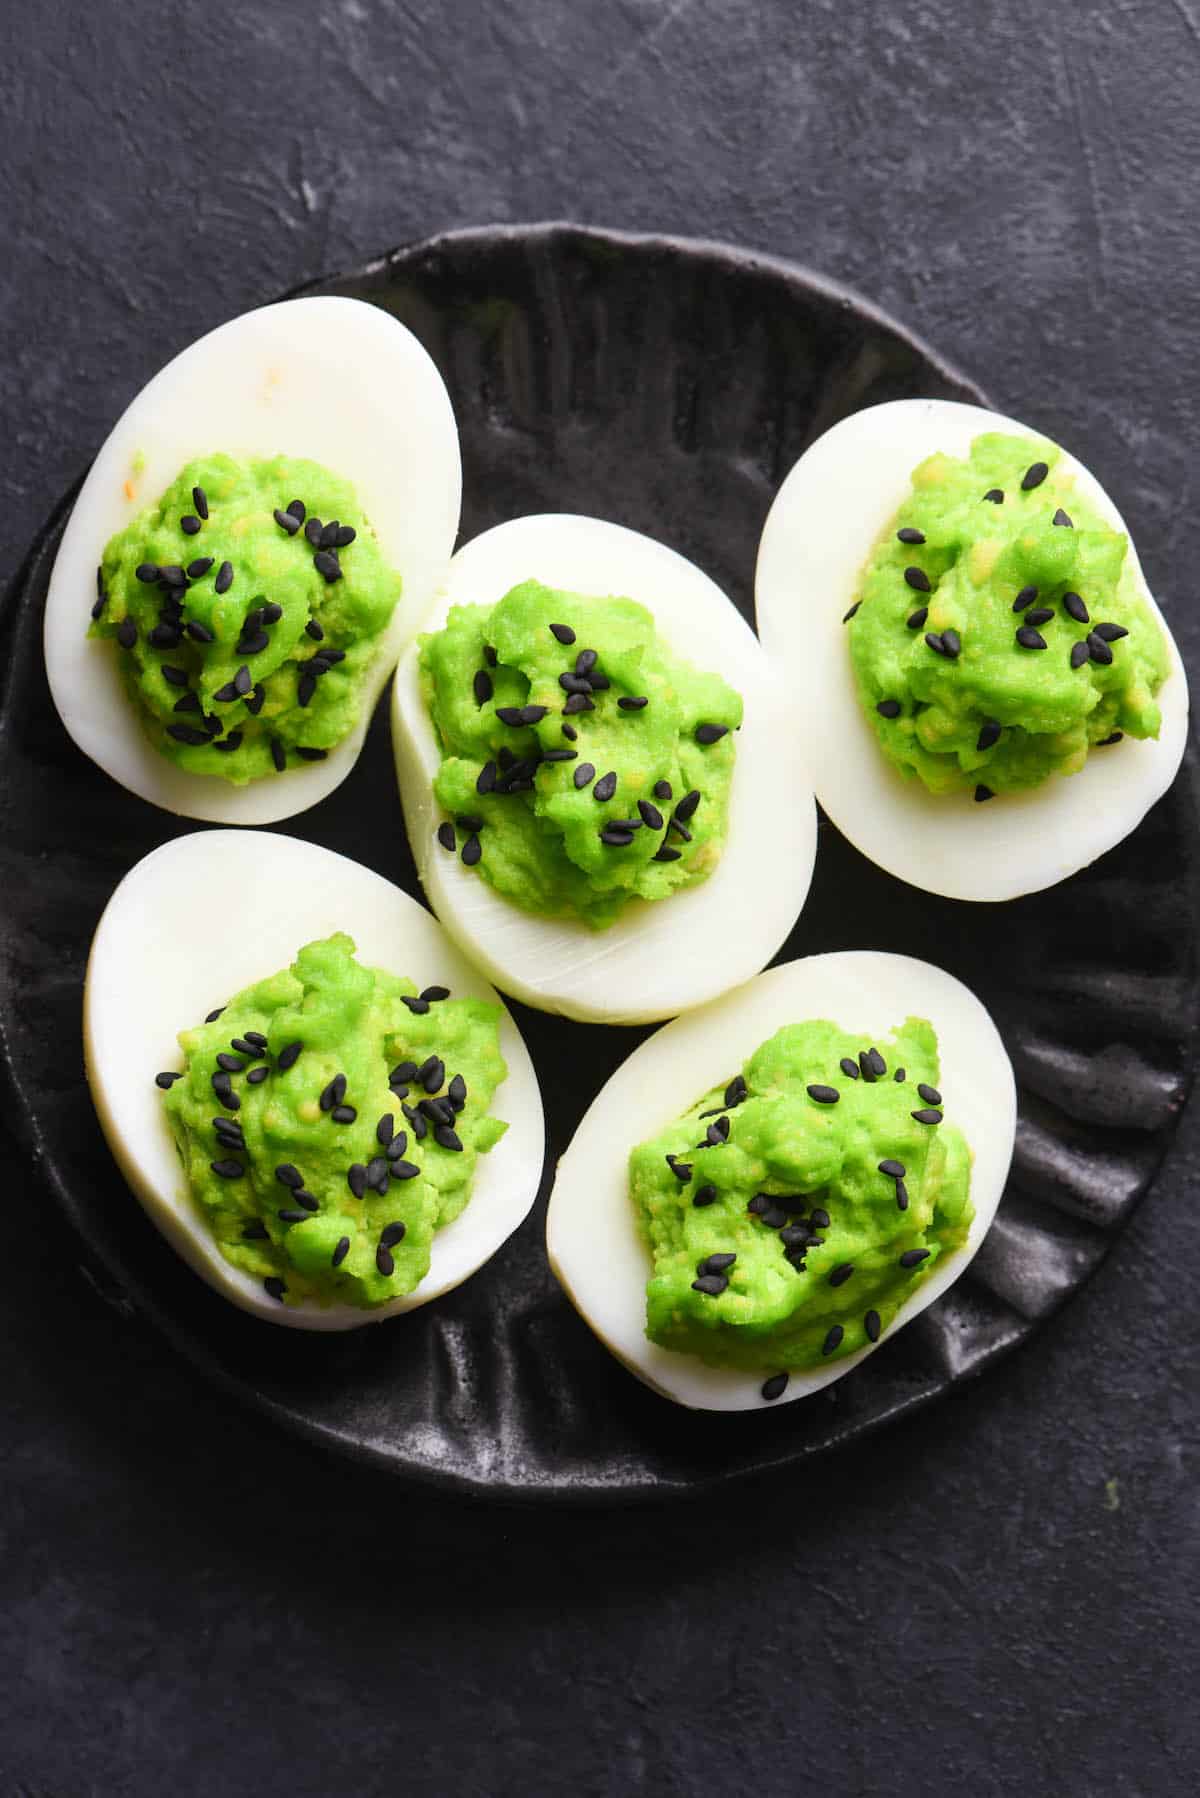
[
  {"xmin": 419, "ymin": 578, "xmax": 743, "ymax": 929},
  {"xmin": 92, "ymin": 453, "xmax": 401, "ymax": 784},
  {"xmin": 160, "ymin": 935, "xmax": 508, "ymax": 1309},
  {"xmin": 630, "ymin": 1017, "xmax": 973, "ymax": 1372},
  {"xmin": 848, "ymin": 434, "xmax": 1169, "ymax": 796}
]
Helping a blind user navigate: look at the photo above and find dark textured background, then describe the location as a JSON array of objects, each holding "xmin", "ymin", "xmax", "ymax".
[{"xmin": 3, "ymin": 1, "xmax": 1198, "ymax": 1792}]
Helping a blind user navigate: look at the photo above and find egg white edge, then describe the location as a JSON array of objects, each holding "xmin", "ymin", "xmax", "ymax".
[
  {"xmin": 83, "ymin": 830, "xmax": 545, "ymax": 1330},
  {"xmin": 755, "ymin": 397, "xmax": 1190, "ymax": 901},
  {"xmin": 45, "ymin": 295, "xmax": 462, "ymax": 825},
  {"xmin": 546, "ymin": 948, "xmax": 1016, "ymax": 1411},
  {"xmin": 391, "ymin": 512, "xmax": 818, "ymax": 1023}
]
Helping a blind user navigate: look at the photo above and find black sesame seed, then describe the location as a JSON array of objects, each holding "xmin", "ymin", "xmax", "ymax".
[
  {"xmin": 181, "ymin": 515, "xmax": 201, "ymax": 536},
  {"xmin": 600, "ymin": 827, "xmax": 635, "ymax": 847},
  {"xmin": 116, "ymin": 618, "xmax": 138, "ymax": 650},
  {"xmin": 421, "ymin": 986, "xmax": 450, "ymax": 1004},
  {"xmin": 238, "ymin": 630, "xmax": 270, "ymax": 657},
  {"xmin": 190, "ymin": 485, "xmax": 209, "ymax": 520},
  {"xmin": 213, "ymin": 731, "xmax": 243, "ymax": 754},
  {"xmin": 1088, "ymin": 632, "xmax": 1114, "ymax": 665},
  {"xmin": 574, "ymin": 649, "xmax": 598, "ymax": 676},
  {"xmin": 842, "ymin": 602, "xmax": 861, "ymax": 623},
  {"xmin": 904, "ymin": 565, "xmax": 931, "ymax": 593},
  {"xmin": 263, "ymin": 1277, "xmax": 286, "ymax": 1302},
  {"xmin": 653, "ymin": 779, "xmax": 673, "ymax": 802},
  {"xmin": 230, "ymin": 664, "xmax": 250, "ymax": 697},
  {"xmin": 483, "ymin": 644, "xmax": 498, "ymax": 667},
  {"xmin": 1016, "ymin": 626, "xmax": 1047, "ymax": 651},
  {"xmin": 472, "ymin": 669, "xmax": 493, "ymax": 706},
  {"xmin": 166, "ymin": 724, "xmax": 209, "ymax": 746},
  {"xmin": 205, "ymin": 1008, "xmax": 225, "ymax": 1023},
  {"xmin": 213, "ymin": 680, "xmax": 239, "ymax": 704},
  {"xmin": 520, "ymin": 705, "xmax": 548, "ymax": 724},
  {"xmin": 941, "ymin": 628, "xmax": 962, "ymax": 658},
  {"xmin": 895, "ymin": 1179, "xmax": 909, "ymax": 1210},
  {"xmin": 401, "ymin": 995, "xmax": 430, "ymax": 1015},
  {"xmin": 293, "ymin": 1191, "xmax": 319, "ymax": 1213},
  {"xmin": 297, "ymin": 672, "xmax": 317, "ymax": 707},
  {"xmin": 243, "ymin": 1221, "xmax": 269, "ymax": 1242},
  {"xmin": 779, "ymin": 1224, "xmax": 809, "ymax": 1247},
  {"xmin": 822, "ymin": 1325, "xmax": 844, "ymax": 1356},
  {"xmin": 435, "ymin": 1124, "xmax": 463, "ymax": 1152},
  {"xmin": 276, "ymin": 1041, "xmax": 302, "ymax": 1071},
  {"xmin": 906, "ymin": 607, "xmax": 928, "ymax": 631},
  {"xmin": 274, "ymin": 1165, "xmax": 303, "ymax": 1189},
  {"xmin": 331, "ymin": 1236, "xmax": 351, "ymax": 1268},
  {"xmin": 806, "ymin": 1084, "xmax": 839, "ymax": 1105},
  {"xmin": 1021, "ymin": 461, "xmax": 1049, "ymax": 490},
  {"xmin": 1070, "ymin": 640, "xmax": 1091, "ymax": 669},
  {"xmin": 448, "ymin": 1074, "xmax": 466, "ymax": 1108},
  {"xmin": 1094, "ymin": 622, "xmax": 1129, "ymax": 643},
  {"xmin": 865, "ymin": 1047, "xmax": 886, "ymax": 1078},
  {"xmin": 561, "ymin": 723, "xmax": 578, "ymax": 742},
  {"xmin": 347, "ymin": 1165, "xmax": 368, "ymax": 1199},
  {"xmin": 1012, "ymin": 585, "xmax": 1039, "ymax": 613},
  {"xmin": 159, "ymin": 565, "xmax": 187, "ymax": 586},
  {"xmin": 693, "ymin": 1184, "xmax": 717, "ymax": 1207},
  {"xmin": 700, "ymin": 1252, "xmax": 737, "ymax": 1275},
  {"xmin": 420, "ymin": 1057, "xmax": 444, "ymax": 1093},
  {"xmin": 1063, "ymin": 592, "xmax": 1090, "ymax": 625},
  {"xmin": 331, "ymin": 1105, "xmax": 357, "ymax": 1125},
  {"xmin": 839, "ymin": 1057, "xmax": 860, "ymax": 1079},
  {"xmin": 1025, "ymin": 607, "xmax": 1054, "ymax": 628},
  {"xmin": 911, "ymin": 1107, "xmax": 943, "ymax": 1125},
  {"xmin": 562, "ymin": 692, "xmax": 595, "ymax": 715},
  {"xmin": 691, "ymin": 1274, "xmax": 728, "ymax": 1297},
  {"xmin": 666, "ymin": 1155, "xmax": 693, "ymax": 1182},
  {"xmin": 303, "ymin": 517, "xmax": 323, "ymax": 546},
  {"xmin": 761, "ymin": 1373, "xmax": 789, "ymax": 1401},
  {"xmin": 390, "ymin": 1159, "xmax": 420, "ymax": 1180},
  {"xmin": 245, "ymin": 687, "xmax": 265, "ymax": 717},
  {"xmin": 828, "ymin": 1263, "xmax": 854, "ymax": 1287},
  {"xmin": 319, "ymin": 1073, "xmax": 347, "ymax": 1112},
  {"xmin": 900, "ymin": 1248, "xmax": 931, "ymax": 1267},
  {"xmin": 864, "ymin": 1310, "xmax": 881, "ymax": 1342},
  {"xmin": 186, "ymin": 557, "xmax": 213, "ymax": 579},
  {"xmin": 982, "ymin": 488, "xmax": 1004, "ymax": 503},
  {"xmin": 618, "ymin": 695, "xmax": 648, "ymax": 711},
  {"xmin": 548, "ymin": 622, "xmax": 577, "ymax": 646},
  {"xmin": 462, "ymin": 834, "xmax": 482, "ymax": 867},
  {"xmin": 379, "ymin": 1221, "xmax": 406, "ymax": 1250},
  {"xmin": 897, "ymin": 527, "xmax": 926, "ymax": 544},
  {"xmin": 1098, "ymin": 731, "xmax": 1124, "ymax": 747},
  {"xmin": 155, "ymin": 1071, "xmax": 182, "ymax": 1089},
  {"xmin": 1052, "ymin": 507, "xmax": 1073, "ymax": 528},
  {"xmin": 216, "ymin": 1051, "xmax": 244, "ymax": 1073},
  {"xmin": 267, "ymin": 737, "xmax": 286, "ymax": 774},
  {"xmin": 924, "ymin": 632, "xmax": 946, "ymax": 656},
  {"xmin": 376, "ymin": 1245, "xmax": 395, "ymax": 1277},
  {"xmin": 495, "ymin": 706, "xmax": 525, "ymax": 726},
  {"xmin": 695, "ymin": 723, "xmax": 729, "ymax": 745},
  {"xmin": 366, "ymin": 1156, "xmax": 389, "ymax": 1189},
  {"xmin": 593, "ymin": 771, "xmax": 617, "ymax": 802},
  {"xmin": 135, "ymin": 563, "xmax": 160, "ymax": 584},
  {"xmin": 918, "ymin": 1083, "xmax": 942, "ymax": 1105},
  {"xmin": 675, "ymin": 789, "xmax": 701, "ymax": 822},
  {"xmin": 811, "ymin": 1208, "xmax": 830, "ymax": 1229},
  {"xmin": 653, "ymin": 845, "xmax": 681, "ymax": 862},
  {"xmin": 149, "ymin": 624, "xmax": 182, "ymax": 650},
  {"xmin": 215, "ymin": 561, "xmax": 233, "ymax": 593},
  {"xmin": 185, "ymin": 622, "xmax": 214, "ymax": 645},
  {"xmin": 274, "ymin": 507, "xmax": 300, "ymax": 534},
  {"xmin": 976, "ymin": 719, "xmax": 1001, "ymax": 751},
  {"xmin": 386, "ymin": 1134, "xmax": 410, "ymax": 1161},
  {"xmin": 879, "ymin": 1159, "xmax": 906, "ymax": 1179},
  {"xmin": 436, "ymin": 822, "xmax": 457, "ymax": 852},
  {"xmin": 747, "ymin": 1194, "xmax": 771, "ymax": 1216},
  {"xmin": 975, "ymin": 784, "xmax": 995, "ymax": 803},
  {"xmin": 894, "ymin": 1068, "xmax": 906, "ymax": 1083},
  {"xmin": 876, "ymin": 699, "xmax": 901, "ymax": 719}
]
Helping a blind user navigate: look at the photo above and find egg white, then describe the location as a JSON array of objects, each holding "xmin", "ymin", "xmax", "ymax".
[
  {"xmin": 755, "ymin": 398, "xmax": 1189, "ymax": 901},
  {"xmin": 392, "ymin": 513, "xmax": 818, "ymax": 1024},
  {"xmin": 84, "ymin": 830, "xmax": 544, "ymax": 1330},
  {"xmin": 546, "ymin": 949, "xmax": 1015, "ymax": 1410},
  {"xmin": 46, "ymin": 296, "xmax": 462, "ymax": 824}
]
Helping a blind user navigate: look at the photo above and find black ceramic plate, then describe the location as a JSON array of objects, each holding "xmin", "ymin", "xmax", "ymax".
[{"xmin": 3, "ymin": 224, "xmax": 1196, "ymax": 1502}]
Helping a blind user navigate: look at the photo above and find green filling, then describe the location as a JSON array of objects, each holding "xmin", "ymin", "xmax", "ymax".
[
  {"xmin": 847, "ymin": 433, "xmax": 1170, "ymax": 795},
  {"xmin": 419, "ymin": 579, "xmax": 743, "ymax": 929},
  {"xmin": 161, "ymin": 934, "xmax": 508, "ymax": 1308},
  {"xmin": 630, "ymin": 1018, "xmax": 973, "ymax": 1371},
  {"xmin": 91, "ymin": 453, "xmax": 401, "ymax": 784}
]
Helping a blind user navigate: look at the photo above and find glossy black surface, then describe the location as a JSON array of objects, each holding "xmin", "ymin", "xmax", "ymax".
[{"xmin": 2, "ymin": 224, "xmax": 1195, "ymax": 1500}]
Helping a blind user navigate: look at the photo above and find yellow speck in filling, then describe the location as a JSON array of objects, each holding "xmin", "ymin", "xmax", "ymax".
[{"xmin": 968, "ymin": 538, "xmax": 1001, "ymax": 583}]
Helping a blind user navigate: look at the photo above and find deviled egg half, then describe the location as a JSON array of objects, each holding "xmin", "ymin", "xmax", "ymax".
[
  {"xmin": 392, "ymin": 513, "xmax": 818, "ymax": 1024},
  {"xmin": 755, "ymin": 399, "xmax": 1188, "ymax": 900},
  {"xmin": 46, "ymin": 296, "xmax": 461, "ymax": 824},
  {"xmin": 85, "ymin": 831, "xmax": 544, "ymax": 1329},
  {"xmin": 547, "ymin": 950, "xmax": 1015, "ymax": 1410}
]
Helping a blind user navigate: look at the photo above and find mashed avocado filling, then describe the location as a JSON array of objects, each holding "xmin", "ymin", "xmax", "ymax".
[
  {"xmin": 630, "ymin": 1018, "xmax": 973, "ymax": 1374},
  {"xmin": 158, "ymin": 934, "xmax": 508, "ymax": 1309},
  {"xmin": 847, "ymin": 433, "xmax": 1169, "ymax": 797},
  {"xmin": 420, "ymin": 579, "xmax": 743, "ymax": 929},
  {"xmin": 91, "ymin": 453, "xmax": 401, "ymax": 785}
]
